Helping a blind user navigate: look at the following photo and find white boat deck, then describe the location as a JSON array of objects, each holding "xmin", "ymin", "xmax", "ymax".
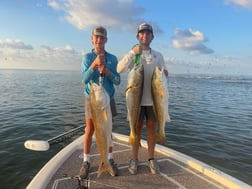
[{"xmin": 27, "ymin": 133, "xmax": 252, "ymax": 189}]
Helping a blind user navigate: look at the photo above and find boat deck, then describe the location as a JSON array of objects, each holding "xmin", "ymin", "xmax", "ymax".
[{"xmin": 45, "ymin": 134, "xmax": 231, "ymax": 189}]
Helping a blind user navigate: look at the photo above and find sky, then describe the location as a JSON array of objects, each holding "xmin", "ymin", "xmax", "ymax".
[{"xmin": 0, "ymin": 0, "xmax": 252, "ymax": 75}]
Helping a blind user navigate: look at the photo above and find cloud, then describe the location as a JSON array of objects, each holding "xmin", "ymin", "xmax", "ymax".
[
  {"xmin": 40, "ymin": 45, "xmax": 76, "ymax": 54},
  {"xmin": 48, "ymin": 0, "xmax": 61, "ymax": 10},
  {"xmin": 224, "ymin": 0, "xmax": 252, "ymax": 10},
  {"xmin": 172, "ymin": 28, "xmax": 214, "ymax": 55},
  {"xmin": 48, "ymin": 0, "xmax": 143, "ymax": 29},
  {"xmin": 0, "ymin": 38, "xmax": 82, "ymax": 70},
  {"xmin": 47, "ymin": 0, "xmax": 162, "ymax": 33},
  {"xmin": 0, "ymin": 39, "xmax": 33, "ymax": 50}
]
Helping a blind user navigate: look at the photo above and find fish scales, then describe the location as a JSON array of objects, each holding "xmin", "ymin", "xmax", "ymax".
[
  {"xmin": 151, "ymin": 67, "xmax": 171, "ymax": 144},
  {"xmin": 125, "ymin": 64, "xmax": 144, "ymax": 145},
  {"xmin": 90, "ymin": 83, "xmax": 114, "ymax": 177}
]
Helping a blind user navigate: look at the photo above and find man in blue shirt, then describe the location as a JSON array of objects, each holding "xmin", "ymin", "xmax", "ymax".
[{"xmin": 79, "ymin": 26, "xmax": 121, "ymax": 179}]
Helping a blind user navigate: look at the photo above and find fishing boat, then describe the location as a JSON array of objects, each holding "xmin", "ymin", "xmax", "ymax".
[{"xmin": 25, "ymin": 127, "xmax": 251, "ymax": 189}]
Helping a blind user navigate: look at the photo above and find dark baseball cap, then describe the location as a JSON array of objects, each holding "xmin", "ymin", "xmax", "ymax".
[
  {"xmin": 137, "ymin": 23, "xmax": 153, "ymax": 33},
  {"xmin": 92, "ymin": 26, "xmax": 107, "ymax": 37}
]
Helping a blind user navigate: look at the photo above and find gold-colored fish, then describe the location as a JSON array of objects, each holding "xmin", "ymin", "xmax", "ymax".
[
  {"xmin": 152, "ymin": 67, "xmax": 171, "ymax": 143},
  {"xmin": 125, "ymin": 64, "xmax": 144, "ymax": 145},
  {"xmin": 90, "ymin": 83, "xmax": 114, "ymax": 177}
]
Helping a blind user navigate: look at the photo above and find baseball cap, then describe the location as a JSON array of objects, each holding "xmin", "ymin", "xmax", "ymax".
[
  {"xmin": 92, "ymin": 26, "xmax": 107, "ymax": 37},
  {"xmin": 137, "ymin": 23, "xmax": 153, "ymax": 33}
]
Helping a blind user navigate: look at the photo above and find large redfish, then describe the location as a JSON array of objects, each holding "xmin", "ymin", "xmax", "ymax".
[
  {"xmin": 90, "ymin": 83, "xmax": 114, "ymax": 177},
  {"xmin": 125, "ymin": 64, "xmax": 144, "ymax": 145},
  {"xmin": 151, "ymin": 67, "xmax": 171, "ymax": 143}
]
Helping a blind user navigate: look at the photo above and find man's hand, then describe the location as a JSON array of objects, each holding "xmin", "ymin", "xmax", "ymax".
[
  {"xmin": 132, "ymin": 45, "xmax": 142, "ymax": 55},
  {"xmin": 92, "ymin": 54, "xmax": 105, "ymax": 73},
  {"xmin": 91, "ymin": 54, "xmax": 110, "ymax": 76}
]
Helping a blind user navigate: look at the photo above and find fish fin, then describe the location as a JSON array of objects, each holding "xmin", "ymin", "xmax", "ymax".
[
  {"xmin": 128, "ymin": 134, "xmax": 142, "ymax": 147},
  {"xmin": 102, "ymin": 110, "xmax": 108, "ymax": 121},
  {"xmin": 128, "ymin": 134, "xmax": 136, "ymax": 145},
  {"xmin": 166, "ymin": 113, "xmax": 171, "ymax": 122},
  {"xmin": 125, "ymin": 86, "xmax": 133, "ymax": 93},
  {"xmin": 126, "ymin": 86, "xmax": 140, "ymax": 93},
  {"xmin": 155, "ymin": 133, "xmax": 167, "ymax": 144},
  {"xmin": 97, "ymin": 161, "xmax": 113, "ymax": 178},
  {"xmin": 160, "ymin": 91, "xmax": 165, "ymax": 99}
]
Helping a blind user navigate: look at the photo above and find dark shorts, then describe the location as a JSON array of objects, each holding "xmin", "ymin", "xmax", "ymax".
[
  {"xmin": 110, "ymin": 99, "xmax": 117, "ymax": 117},
  {"xmin": 84, "ymin": 97, "xmax": 117, "ymax": 119},
  {"xmin": 138, "ymin": 106, "xmax": 156, "ymax": 121}
]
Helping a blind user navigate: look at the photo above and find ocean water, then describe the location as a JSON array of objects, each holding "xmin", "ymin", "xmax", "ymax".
[{"xmin": 0, "ymin": 69, "xmax": 251, "ymax": 188}]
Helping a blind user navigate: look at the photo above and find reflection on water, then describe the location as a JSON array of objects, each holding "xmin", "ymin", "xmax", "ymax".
[{"xmin": 0, "ymin": 70, "xmax": 251, "ymax": 188}]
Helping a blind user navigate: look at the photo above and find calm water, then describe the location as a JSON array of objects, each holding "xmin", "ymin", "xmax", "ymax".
[{"xmin": 0, "ymin": 69, "xmax": 251, "ymax": 188}]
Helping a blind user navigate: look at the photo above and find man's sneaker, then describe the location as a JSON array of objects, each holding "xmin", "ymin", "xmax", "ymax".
[
  {"xmin": 109, "ymin": 159, "xmax": 118, "ymax": 176},
  {"xmin": 148, "ymin": 159, "xmax": 160, "ymax": 174},
  {"xmin": 79, "ymin": 161, "xmax": 90, "ymax": 179},
  {"xmin": 128, "ymin": 159, "xmax": 138, "ymax": 175}
]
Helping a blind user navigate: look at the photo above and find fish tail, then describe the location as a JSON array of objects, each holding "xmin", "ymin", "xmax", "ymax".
[
  {"xmin": 128, "ymin": 134, "xmax": 137, "ymax": 145},
  {"xmin": 128, "ymin": 134, "xmax": 142, "ymax": 147},
  {"xmin": 97, "ymin": 161, "xmax": 113, "ymax": 178},
  {"xmin": 155, "ymin": 133, "xmax": 167, "ymax": 144}
]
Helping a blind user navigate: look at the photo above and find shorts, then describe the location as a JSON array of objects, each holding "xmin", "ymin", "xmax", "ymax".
[
  {"xmin": 84, "ymin": 97, "xmax": 117, "ymax": 119},
  {"xmin": 138, "ymin": 106, "xmax": 156, "ymax": 121}
]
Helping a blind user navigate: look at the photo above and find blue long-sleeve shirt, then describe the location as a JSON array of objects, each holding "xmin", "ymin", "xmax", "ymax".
[{"xmin": 81, "ymin": 49, "xmax": 121, "ymax": 100}]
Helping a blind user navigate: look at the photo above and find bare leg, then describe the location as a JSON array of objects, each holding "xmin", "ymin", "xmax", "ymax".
[
  {"xmin": 79, "ymin": 118, "xmax": 94, "ymax": 178},
  {"xmin": 146, "ymin": 120, "xmax": 156, "ymax": 159},
  {"xmin": 84, "ymin": 118, "xmax": 94, "ymax": 154},
  {"xmin": 132, "ymin": 120, "xmax": 144, "ymax": 159}
]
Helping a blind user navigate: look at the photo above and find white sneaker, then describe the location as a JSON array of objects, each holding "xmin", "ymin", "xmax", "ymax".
[
  {"xmin": 148, "ymin": 159, "xmax": 160, "ymax": 174},
  {"xmin": 128, "ymin": 159, "xmax": 138, "ymax": 175}
]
